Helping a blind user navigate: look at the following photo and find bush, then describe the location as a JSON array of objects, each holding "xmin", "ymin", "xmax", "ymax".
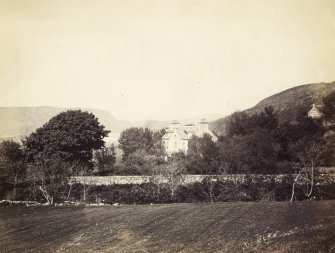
[
  {"xmin": 2, "ymin": 176, "xmax": 335, "ymax": 204},
  {"xmin": 69, "ymin": 183, "xmax": 173, "ymax": 204}
]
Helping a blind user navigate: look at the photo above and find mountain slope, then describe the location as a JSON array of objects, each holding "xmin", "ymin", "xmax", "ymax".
[
  {"xmin": 0, "ymin": 107, "xmax": 131, "ymax": 143},
  {"xmin": 0, "ymin": 107, "xmax": 223, "ymax": 143},
  {"xmin": 210, "ymin": 81, "xmax": 335, "ymax": 136}
]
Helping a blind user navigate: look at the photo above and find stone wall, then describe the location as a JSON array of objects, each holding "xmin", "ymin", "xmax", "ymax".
[{"xmin": 70, "ymin": 174, "xmax": 335, "ymax": 186}]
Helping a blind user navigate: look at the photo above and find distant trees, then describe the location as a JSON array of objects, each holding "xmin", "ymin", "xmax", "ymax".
[
  {"xmin": 218, "ymin": 106, "xmax": 280, "ymax": 174},
  {"xmin": 114, "ymin": 104, "xmax": 332, "ymax": 178},
  {"xmin": 118, "ymin": 128, "xmax": 154, "ymax": 160},
  {"xmin": 319, "ymin": 91, "xmax": 335, "ymax": 166},
  {"xmin": 218, "ymin": 129, "xmax": 279, "ymax": 174},
  {"xmin": 119, "ymin": 149, "xmax": 164, "ymax": 175},
  {"xmin": 113, "ymin": 127, "xmax": 166, "ymax": 175},
  {"xmin": 1, "ymin": 99, "xmax": 334, "ymax": 204},
  {"xmin": 118, "ymin": 127, "xmax": 165, "ymax": 162},
  {"xmin": 0, "ymin": 140, "xmax": 26, "ymax": 200},
  {"xmin": 93, "ymin": 145, "xmax": 116, "ymax": 174},
  {"xmin": 226, "ymin": 106, "xmax": 278, "ymax": 137},
  {"xmin": 186, "ymin": 134, "xmax": 219, "ymax": 174},
  {"xmin": 320, "ymin": 91, "xmax": 335, "ymax": 123}
]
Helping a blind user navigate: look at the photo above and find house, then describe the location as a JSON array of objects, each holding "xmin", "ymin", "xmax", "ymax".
[
  {"xmin": 308, "ymin": 104, "xmax": 323, "ymax": 119},
  {"xmin": 162, "ymin": 119, "xmax": 218, "ymax": 156}
]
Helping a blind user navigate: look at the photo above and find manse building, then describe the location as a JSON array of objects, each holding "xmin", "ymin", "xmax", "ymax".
[{"xmin": 162, "ymin": 119, "xmax": 218, "ymax": 156}]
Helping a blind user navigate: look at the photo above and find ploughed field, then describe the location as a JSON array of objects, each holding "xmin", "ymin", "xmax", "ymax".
[{"xmin": 0, "ymin": 201, "xmax": 334, "ymax": 253}]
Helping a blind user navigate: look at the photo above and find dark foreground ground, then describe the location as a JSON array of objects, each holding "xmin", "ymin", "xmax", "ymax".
[{"xmin": 0, "ymin": 201, "xmax": 334, "ymax": 253}]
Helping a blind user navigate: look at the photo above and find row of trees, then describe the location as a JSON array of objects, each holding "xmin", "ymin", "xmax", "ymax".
[
  {"xmin": 106, "ymin": 92, "xmax": 335, "ymax": 200},
  {"xmin": 111, "ymin": 109, "xmax": 332, "ymax": 176},
  {"xmin": 0, "ymin": 92, "xmax": 334, "ymax": 204},
  {"xmin": 90, "ymin": 92, "xmax": 335, "ymax": 183}
]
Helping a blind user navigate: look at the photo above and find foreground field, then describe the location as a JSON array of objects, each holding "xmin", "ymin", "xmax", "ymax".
[{"xmin": 0, "ymin": 201, "xmax": 334, "ymax": 253}]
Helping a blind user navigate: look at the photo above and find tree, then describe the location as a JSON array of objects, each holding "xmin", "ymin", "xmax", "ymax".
[
  {"xmin": 320, "ymin": 91, "xmax": 335, "ymax": 123},
  {"xmin": 26, "ymin": 155, "xmax": 78, "ymax": 205},
  {"xmin": 153, "ymin": 161, "xmax": 186, "ymax": 197},
  {"xmin": 0, "ymin": 140, "xmax": 26, "ymax": 200},
  {"xmin": 23, "ymin": 110, "xmax": 109, "ymax": 205},
  {"xmin": 226, "ymin": 106, "xmax": 278, "ymax": 137},
  {"xmin": 93, "ymin": 145, "xmax": 116, "ymax": 174},
  {"xmin": 289, "ymin": 139, "xmax": 322, "ymax": 201},
  {"xmin": 119, "ymin": 149, "xmax": 164, "ymax": 175},
  {"xmin": 151, "ymin": 128, "xmax": 166, "ymax": 156},
  {"xmin": 254, "ymin": 106, "xmax": 278, "ymax": 131},
  {"xmin": 187, "ymin": 134, "xmax": 219, "ymax": 174},
  {"xmin": 217, "ymin": 130, "xmax": 278, "ymax": 174},
  {"xmin": 226, "ymin": 111, "xmax": 249, "ymax": 136},
  {"xmin": 118, "ymin": 127, "xmax": 154, "ymax": 160},
  {"xmin": 24, "ymin": 110, "xmax": 110, "ymax": 167}
]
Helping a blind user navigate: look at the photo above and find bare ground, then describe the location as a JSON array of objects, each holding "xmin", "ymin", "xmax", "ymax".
[{"xmin": 0, "ymin": 201, "xmax": 334, "ymax": 253}]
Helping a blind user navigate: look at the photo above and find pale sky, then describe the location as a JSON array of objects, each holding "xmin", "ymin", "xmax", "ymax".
[{"xmin": 0, "ymin": 0, "xmax": 334, "ymax": 121}]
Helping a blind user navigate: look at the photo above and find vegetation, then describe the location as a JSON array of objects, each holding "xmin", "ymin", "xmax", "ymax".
[
  {"xmin": 93, "ymin": 145, "xmax": 116, "ymax": 174},
  {"xmin": 211, "ymin": 81, "xmax": 335, "ymax": 136},
  {"xmin": 24, "ymin": 110, "xmax": 110, "ymax": 166},
  {"xmin": 1, "ymin": 91, "xmax": 335, "ymax": 205},
  {"xmin": 0, "ymin": 140, "xmax": 26, "ymax": 200},
  {"xmin": 13, "ymin": 110, "xmax": 109, "ymax": 205},
  {"xmin": 118, "ymin": 127, "xmax": 165, "ymax": 160}
]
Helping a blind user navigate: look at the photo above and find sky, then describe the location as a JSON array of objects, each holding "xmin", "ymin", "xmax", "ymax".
[{"xmin": 0, "ymin": 0, "xmax": 335, "ymax": 121}]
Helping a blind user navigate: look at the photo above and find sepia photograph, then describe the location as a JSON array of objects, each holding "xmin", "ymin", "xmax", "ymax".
[{"xmin": 0, "ymin": 0, "xmax": 335, "ymax": 252}]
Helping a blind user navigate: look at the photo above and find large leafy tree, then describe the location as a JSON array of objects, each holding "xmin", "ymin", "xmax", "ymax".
[{"xmin": 24, "ymin": 110, "xmax": 110, "ymax": 166}]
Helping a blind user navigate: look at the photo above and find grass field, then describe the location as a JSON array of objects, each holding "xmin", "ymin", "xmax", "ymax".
[{"xmin": 0, "ymin": 201, "xmax": 334, "ymax": 253}]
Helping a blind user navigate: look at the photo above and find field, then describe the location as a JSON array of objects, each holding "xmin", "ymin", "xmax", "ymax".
[{"xmin": 0, "ymin": 201, "xmax": 334, "ymax": 253}]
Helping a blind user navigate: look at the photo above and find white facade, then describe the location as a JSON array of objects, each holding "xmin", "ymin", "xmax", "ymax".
[
  {"xmin": 162, "ymin": 119, "xmax": 218, "ymax": 156},
  {"xmin": 308, "ymin": 104, "xmax": 323, "ymax": 119}
]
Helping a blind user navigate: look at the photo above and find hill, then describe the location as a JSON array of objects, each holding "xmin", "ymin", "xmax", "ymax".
[
  {"xmin": 0, "ymin": 107, "xmax": 131, "ymax": 143},
  {"xmin": 210, "ymin": 81, "xmax": 335, "ymax": 136},
  {"xmin": 0, "ymin": 201, "xmax": 334, "ymax": 252},
  {"xmin": 0, "ymin": 106, "xmax": 223, "ymax": 144}
]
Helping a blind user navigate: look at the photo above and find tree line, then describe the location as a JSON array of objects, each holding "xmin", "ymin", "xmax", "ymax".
[
  {"xmin": 105, "ymin": 92, "xmax": 335, "ymax": 178},
  {"xmin": 0, "ymin": 91, "xmax": 334, "ymax": 204}
]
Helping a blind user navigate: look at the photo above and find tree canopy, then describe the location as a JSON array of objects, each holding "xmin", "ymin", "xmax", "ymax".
[
  {"xmin": 93, "ymin": 145, "xmax": 116, "ymax": 174},
  {"xmin": 226, "ymin": 106, "xmax": 278, "ymax": 136},
  {"xmin": 118, "ymin": 127, "xmax": 165, "ymax": 160},
  {"xmin": 24, "ymin": 110, "xmax": 110, "ymax": 166},
  {"xmin": 0, "ymin": 140, "xmax": 26, "ymax": 199}
]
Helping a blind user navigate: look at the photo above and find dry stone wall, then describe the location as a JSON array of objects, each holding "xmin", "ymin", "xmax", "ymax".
[{"xmin": 70, "ymin": 174, "xmax": 335, "ymax": 186}]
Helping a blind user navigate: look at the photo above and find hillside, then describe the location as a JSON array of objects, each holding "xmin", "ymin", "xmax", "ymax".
[
  {"xmin": 210, "ymin": 81, "xmax": 335, "ymax": 136},
  {"xmin": 0, "ymin": 107, "xmax": 223, "ymax": 144},
  {"xmin": 2, "ymin": 81, "xmax": 334, "ymax": 141},
  {"xmin": 0, "ymin": 107, "xmax": 131, "ymax": 143}
]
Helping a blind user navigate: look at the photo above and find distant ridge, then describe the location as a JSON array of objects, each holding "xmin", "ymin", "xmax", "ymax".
[
  {"xmin": 1, "ymin": 81, "xmax": 334, "ymax": 142},
  {"xmin": 0, "ymin": 106, "xmax": 223, "ymax": 144},
  {"xmin": 210, "ymin": 81, "xmax": 335, "ymax": 136},
  {"xmin": 0, "ymin": 106, "xmax": 130, "ymax": 143}
]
